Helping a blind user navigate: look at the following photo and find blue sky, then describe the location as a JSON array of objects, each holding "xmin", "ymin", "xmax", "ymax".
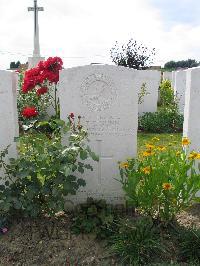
[
  {"xmin": 1, "ymin": 0, "xmax": 200, "ymax": 69},
  {"xmin": 150, "ymin": 0, "xmax": 200, "ymax": 27}
]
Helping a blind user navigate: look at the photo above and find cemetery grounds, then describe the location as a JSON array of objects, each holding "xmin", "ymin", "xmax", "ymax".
[{"xmin": 0, "ymin": 59, "xmax": 200, "ymax": 265}]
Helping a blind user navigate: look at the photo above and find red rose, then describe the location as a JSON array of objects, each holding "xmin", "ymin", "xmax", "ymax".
[
  {"xmin": 69, "ymin": 113, "xmax": 75, "ymax": 119},
  {"xmin": 36, "ymin": 86, "xmax": 48, "ymax": 96},
  {"xmin": 21, "ymin": 106, "xmax": 39, "ymax": 118}
]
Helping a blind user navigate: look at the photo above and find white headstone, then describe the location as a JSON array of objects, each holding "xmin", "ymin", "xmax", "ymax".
[
  {"xmin": 174, "ymin": 70, "xmax": 186, "ymax": 113},
  {"xmin": 183, "ymin": 67, "xmax": 200, "ymax": 151},
  {"xmin": 59, "ymin": 65, "xmax": 138, "ymax": 204},
  {"xmin": 163, "ymin": 71, "xmax": 173, "ymax": 82},
  {"xmin": 137, "ymin": 70, "xmax": 161, "ymax": 114},
  {"xmin": 0, "ymin": 71, "xmax": 18, "ymax": 181},
  {"xmin": 171, "ymin": 71, "xmax": 176, "ymax": 88}
]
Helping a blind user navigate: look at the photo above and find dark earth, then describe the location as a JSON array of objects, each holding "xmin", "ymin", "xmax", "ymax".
[{"xmin": 0, "ymin": 204, "xmax": 199, "ymax": 266}]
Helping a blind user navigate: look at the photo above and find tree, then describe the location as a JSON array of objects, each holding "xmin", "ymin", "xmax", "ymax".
[
  {"xmin": 164, "ymin": 59, "xmax": 199, "ymax": 70},
  {"xmin": 9, "ymin": 61, "xmax": 21, "ymax": 69},
  {"xmin": 110, "ymin": 39, "xmax": 156, "ymax": 70}
]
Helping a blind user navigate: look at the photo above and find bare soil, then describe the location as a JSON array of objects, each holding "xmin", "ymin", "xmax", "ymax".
[{"xmin": 0, "ymin": 204, "xmax": 199, "ymax": 266}]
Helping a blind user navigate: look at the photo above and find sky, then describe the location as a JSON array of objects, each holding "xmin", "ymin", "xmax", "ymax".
[{"xmin": 1, "ymin": 0, "xmax": 200, "ymax": 69}]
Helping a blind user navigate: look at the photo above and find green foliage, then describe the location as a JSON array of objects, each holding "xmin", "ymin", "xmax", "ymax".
[
  {"xmin": 119, "ymin": 137, "xmax": 200, "ymax": 223},
  {"xmin": 138, "ymin": 108, "xmax": 184, "ymax": 133},
  {"xmin": 71, "ymin": 197, "xmax": 117, "ymax": 239},
  {"xmin": 110, "ymin": 38, "xmax": 155, "ymax": 69},
  {"xmin": 159, "ymin": 80, "xmax": 175, "ymax": 107},
  {"xmin": 140, "ymin": 80, "xmax": 183, "ymax": 133},
  {"xmin": 178, "ymin": 226, "xmax": 200, "ymax": 263},
  {"xmin": 138, "ymin": 83, "xmax": 150, "ymax": 105},
  {"xmin": 164, "ymin": 59, "xmax": 199, "ymax": 70},
  {"xmin": 110, "ymin": 217, "xmax": 165, "ymax": 265},
  {"xmin": 0, "ymin": 120, "xmax": 98, "ymax": 218},
  {"xmin": 10, "ymin": 61, "xmax": 21, "ymax": 69}
]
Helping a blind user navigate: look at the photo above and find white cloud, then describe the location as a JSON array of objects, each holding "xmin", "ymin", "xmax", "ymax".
[{"xmin": 0, "ymin": 0, "xmax": 200, "ymax": 69}]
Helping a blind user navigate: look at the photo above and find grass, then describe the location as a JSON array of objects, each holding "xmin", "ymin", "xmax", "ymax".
[{"xmin": 138, "ymin": 132, "xmax": 182, "ymax": 154}]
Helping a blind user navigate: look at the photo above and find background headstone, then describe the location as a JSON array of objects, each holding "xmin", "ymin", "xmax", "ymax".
[
  {"xmin": 171, "ymin": 71, "xmax": 176, "ymax": 88},
  {"xmin": 163, "ymin": 71, "xmax": 173, "ymax": 82},
  {"xmin": 183, "ymin": 67, "xmax": 200, "ymax": 151},
  {"xmin": 59, "ymin": 65, "xmax": 138, "ymax": 204},
  {"xmin": 174, "ymin": 70, "xmax": 186, "ymax": 113},
  {"xmin": 137, "ymin": 70, "xmax": 161, "ymax": 114},
  {"xmin": 0, "ymin": 71, "xmax": 18, "ymax": 181}
]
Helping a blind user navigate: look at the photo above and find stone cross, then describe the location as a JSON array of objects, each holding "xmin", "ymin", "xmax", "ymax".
[
  {"xmin": 96, "ymin": 140, "xmax": 113, "ymax": 184},
  {"xmin": 28, "ymin": 0, "xmax": 44, "ymax": 57}
]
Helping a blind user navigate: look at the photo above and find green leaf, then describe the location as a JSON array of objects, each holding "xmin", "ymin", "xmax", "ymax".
[
  {"xmin": 5, "ymin": 181, "xmax": 9, "ymax": 186},
  {"xmin": 64, "ymin": 166, "xmax": 71, "ymax": 177},
  {"xmin": 80, "ymin": 150, "xmax": 88, "ymax": 160},
  {"xmin": 0, "ymin": 185, "xmax": 5, "ymax": 190},
  {"xmin": 78, "ymin": 166, "xmax": 84, "ymax": 174},
  {"xmin": 90, "ymin": 152, "xmax": 99, "ymax": 162},
  {"xmin": 77, "ymin": 178, "xmax": 86, "ymax": 187}
]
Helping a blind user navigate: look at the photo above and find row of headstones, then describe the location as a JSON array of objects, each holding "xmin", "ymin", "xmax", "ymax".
[{"xmin": 0, "ymin": 65, "xmax": 198, "ymax": 204}]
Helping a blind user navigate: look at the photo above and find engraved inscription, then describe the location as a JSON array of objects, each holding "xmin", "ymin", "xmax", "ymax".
[
  {"xmin": 85, "ymin": 116, "xmax": 134, "ymax": 136},
  {"xmin": 80, "ymin": 73, "xmax": 117, "ymax": 112}
]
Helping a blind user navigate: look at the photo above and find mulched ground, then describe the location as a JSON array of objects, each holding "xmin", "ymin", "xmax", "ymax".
[{"xmin": 0, "ymin": 204, "xmax": 199, "ymax": 266}]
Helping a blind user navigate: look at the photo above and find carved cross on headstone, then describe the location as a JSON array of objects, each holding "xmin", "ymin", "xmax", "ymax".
[
  {"xmin": 28, "ymin": 0, "xmax": 44, "ymax": 57},
  {"xmin": 96, "ymin": 140, "xmax": 113, "ymax": 184}
]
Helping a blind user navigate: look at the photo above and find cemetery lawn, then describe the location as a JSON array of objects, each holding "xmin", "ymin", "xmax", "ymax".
[{"xmin": 138, "ymin": 132, "xmax": 182, "ymax": 153}]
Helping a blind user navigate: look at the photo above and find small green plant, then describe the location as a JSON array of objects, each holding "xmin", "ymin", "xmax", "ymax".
[
  {"xmin": 110, "ymin": 217, "xmax": 165, "ymax": 265},
  {"xmin": 71, "ymin": 197, "xmax": 117, "ymax": 239},
  {"xmin": 178, "ymin": 226, "xmax": 200, "ymax": 264},
  {"xmin": 138, "ymin": 108, "xmax": 183, "ymax": 133},
  {"xmin": 119, "ymin": 137, "xmax": 200, "ymax": 223},
  {"xmin": 159, "ymin": 80, "xmax": 175, "ymax": 107},
  {"xmin": 0, "ymin": 117, "xmax": 99, "ymax": 218},
  {"xmin": 138, "ymin": 83, "xmax": 150, "ymax": 105}
]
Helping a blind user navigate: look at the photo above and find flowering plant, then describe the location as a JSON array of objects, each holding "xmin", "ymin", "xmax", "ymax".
[
  {"xmin": 119, "ymin": 137, "xmax": 200, "ymax": 222},
  {"xmin": 0, "ymin": 115, "xmax": 99, "ymax": 217},
  {"xmin": 17, "ymin": 57, "xmax": 63, "ymax": 125}
]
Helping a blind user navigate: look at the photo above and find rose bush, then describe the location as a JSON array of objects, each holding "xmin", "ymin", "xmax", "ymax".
[{"xmin": 17, "ymin": 57, "xmax": 63, "ymax": 126}]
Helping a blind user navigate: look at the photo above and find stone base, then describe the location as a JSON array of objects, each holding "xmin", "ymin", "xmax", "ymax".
[{"xmin": 28, "ymin": 56, "xmax": 45, "ymax": 69}]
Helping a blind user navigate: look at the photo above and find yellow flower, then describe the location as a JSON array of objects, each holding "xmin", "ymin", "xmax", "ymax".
[
  {"xmin": 141, "ymin": 166, "xmax": 151, "ymax": 175},
  {"xmin": 162, "ymin": 183, "xmax": 173, "ymax": 190},
  {"xmin": 182, "ymin": 137, "xmax": 190, "ymax": 146},
  {"xmin": 176, "ymin": 151, "xmax": 181, "ymax": 156},
  {"xmin": 152, "ymin": 137, "xmax": 160, "ymax": 142},
  {"xmin": 157, "ymin": 145, "xmax": 166, "ymax": 151},
  {"xmin": 120, "ymin": 162, "xmax": 129, "ymax": 168},
  {"xmin": 196, "ymin": 153, "xmax": 200, "ymax": 159},
  {"xmin": 188, "ymin": 151, "xmax": 198, "ymax": 160},
  {"xmin": 145, "ymin": 143, "xmax": 155, "ymax": 150},
  {"xmin": 142, "ymin": 150, "xmax": 155, "ymax": 157}
]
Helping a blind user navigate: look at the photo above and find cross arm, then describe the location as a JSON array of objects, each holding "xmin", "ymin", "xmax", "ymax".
[{"xmin": 28, "ymin": 7, "xmax": 44, "ymax": 11}]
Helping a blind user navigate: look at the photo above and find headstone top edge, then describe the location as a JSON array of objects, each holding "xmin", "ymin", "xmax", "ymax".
[{"xmin": 61, "ymin": 64, "xmax": 137, "ymax": 73}]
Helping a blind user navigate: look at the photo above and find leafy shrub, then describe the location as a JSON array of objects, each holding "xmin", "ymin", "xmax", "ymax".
[
  {"xmin": 119, "ymin": 137, "xmax": 200, "ymax": 223},
  {"xmin": 71, "ymin": 197, "xmax": 117, "ymax": 239},
  {"xmin": 138, "ymin": 108, "xmax": 184, "ymax": 133},
  {"xmin": 0, "ymin": 118, "xmax": 98, "ymax": 217},
  {"xmin": 110, "ymin": 217, "xmax": 165, "ymax": 265},
  {"xmin": 159, "ymin": 80, "xmax": 175, "ymax": 107}
]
